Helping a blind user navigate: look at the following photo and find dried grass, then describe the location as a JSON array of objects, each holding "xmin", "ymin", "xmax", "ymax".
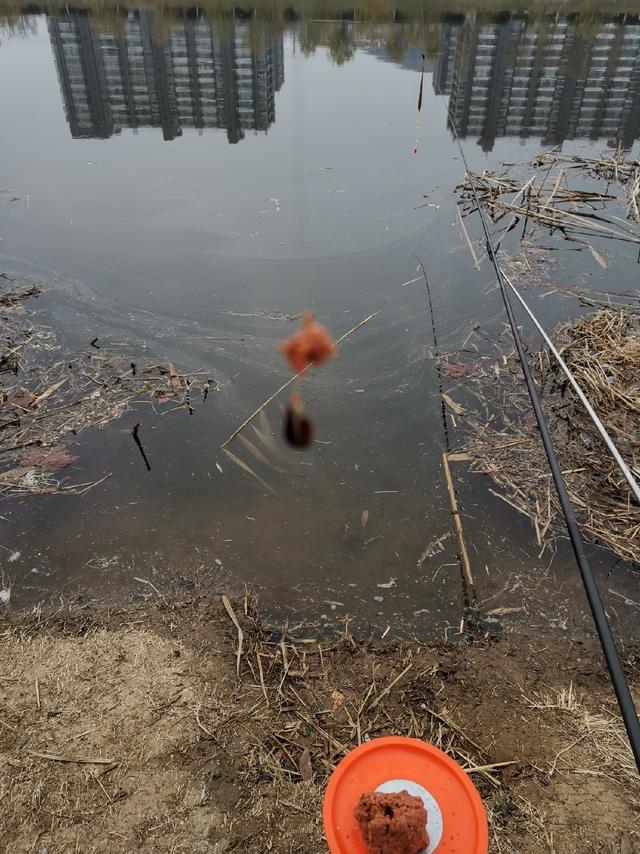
[
  {"xmin": 525, "ymin": 682, "xmax": 639, "ymax": 800},
  {"xmin": 2, "ymin": 598, "xmax": 639, "ymax": 851},
  {"xmin": 221, "ymin": 600, "xmax": 555, "ymax": 852},
  {"xmin": 462, "ymin": 306, "xmax": 640, "ymax": 565},
  {"xmin": 0, "ymin": 621, "xmax": 211, "ymax": 852}
]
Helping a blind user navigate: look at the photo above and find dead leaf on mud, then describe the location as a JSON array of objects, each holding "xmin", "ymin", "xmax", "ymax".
[
  {"xmin": 20, "ymin": 444, "xmax": 78, "ymax": 470},
  {"xmin": 6, "ymin": 388, "xmax": 36, "ymax": 411},
  {"xmin": 298, "ymin": 747, "xmax": 312, "ymax": 782},
  {"xmin": 443, "ymin": 361, "xmax": 467, "ymax": 379}
]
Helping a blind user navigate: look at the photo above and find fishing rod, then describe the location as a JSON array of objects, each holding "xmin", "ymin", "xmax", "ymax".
[{"xmin": 441, "ymin": 104, "xmax": 640, "ymax": 773}]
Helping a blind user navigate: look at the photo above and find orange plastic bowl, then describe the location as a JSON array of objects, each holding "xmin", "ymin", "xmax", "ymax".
[{"xmin": 323, "ymin": 736, "xmax": 488, "ymax": 854}]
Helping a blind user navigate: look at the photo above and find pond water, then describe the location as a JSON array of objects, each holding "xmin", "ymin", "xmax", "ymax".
[{"xmin": 1, "ymin": 5, "xmax": 639, "ymax": 639}]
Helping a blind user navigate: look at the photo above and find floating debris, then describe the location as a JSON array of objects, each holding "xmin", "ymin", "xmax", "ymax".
[
  {"xmin": 416, "ymin": 531, "xmax": 453, "ymax": 568},
  {"xmin": 0, "ymin": 276, "xmax": 209, "ymax": 497},
  {"xmin": 533, "ymin": 150, "xmax": 640, "ymax": 225},
  {"xmin": 132, "ymin": 422, "xmax": 151, "ymax": 472},
  {"xmin": 449, "ymin": 147, "xmax": 640, "ymax": 563},
  {"xmin": 456, "ymin": 150, "xmax": 640, "ymax": 250}
]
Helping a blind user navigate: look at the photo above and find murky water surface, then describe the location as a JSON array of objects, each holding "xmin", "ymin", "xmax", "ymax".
[{"xmin": 1, "ymin": 6, "xmax": 639, "ymax": 638}]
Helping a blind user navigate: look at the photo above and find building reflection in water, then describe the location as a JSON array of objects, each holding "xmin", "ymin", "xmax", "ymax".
[
  {"xmin": 433, "ymin": 15, "xmax": 640, "ymax": 151},
  {"xmin": 48, "ymin": 10, "xmax": 284, "ymax": 142},
  {"xmin": 45, "ymin": 7, "xmax": 640, "ymax": 151}
]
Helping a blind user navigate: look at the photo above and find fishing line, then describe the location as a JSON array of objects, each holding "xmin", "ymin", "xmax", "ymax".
[
  {"xmin": 413, "ymin": 254, "xmax": 452, "ymax": 453},
  {"xmin": 413, "ymin": 254, "xmax": 475, "ymax": 607},
  {"xmin": 441, "ymin": 101, "xmax": 640, "ymax": 772}
]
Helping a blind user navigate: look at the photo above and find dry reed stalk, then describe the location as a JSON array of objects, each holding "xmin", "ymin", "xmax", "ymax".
[
  {"xmin": 442, "ymin": 452, "xmax": 475, "ymax": 589},
  {"xmin": 222, "ymin": 595, "xmax": 244, "ymax": 677}
]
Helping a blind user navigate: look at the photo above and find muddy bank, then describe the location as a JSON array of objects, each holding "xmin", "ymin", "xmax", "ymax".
[{"xmin": 1, "ymin": 596, "xmax": 638, "ymax": 853}]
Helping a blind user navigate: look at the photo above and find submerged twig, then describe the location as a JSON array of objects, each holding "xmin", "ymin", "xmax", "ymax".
[{"xmin": 132, "ymin": 422, "xmax": 151, "ymax": 472}]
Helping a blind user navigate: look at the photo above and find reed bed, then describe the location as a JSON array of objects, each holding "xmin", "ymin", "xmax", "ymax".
[
  {"xmin": 453, "ymin": 149, "xmax": 640, "ymax": 564},
  {"xmin": 462, "ymin": 307, "xmax": 640, "ymax": 565}
]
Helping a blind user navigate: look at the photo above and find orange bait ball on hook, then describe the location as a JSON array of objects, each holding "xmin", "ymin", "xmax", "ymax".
[{"xmin": 280, "ymin": 312, "xmax": 337, "ymax": 374}]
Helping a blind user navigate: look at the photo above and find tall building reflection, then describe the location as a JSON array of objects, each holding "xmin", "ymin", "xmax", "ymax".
[
  {"xmin": 45, "ymin": 8, "xmax": 640, "ymax": 149},
  {"xmin": 48, "ymin": 11, "xmax": 284, "ymax": 142},
  {"xmin": 433, "ymin": 15, "xmax": 640, "ymax": 151}
]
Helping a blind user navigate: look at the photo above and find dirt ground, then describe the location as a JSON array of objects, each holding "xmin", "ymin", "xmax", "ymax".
[{"xmin": 1, "ymin": 596, "xmax": 638, "ymax": 853}]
